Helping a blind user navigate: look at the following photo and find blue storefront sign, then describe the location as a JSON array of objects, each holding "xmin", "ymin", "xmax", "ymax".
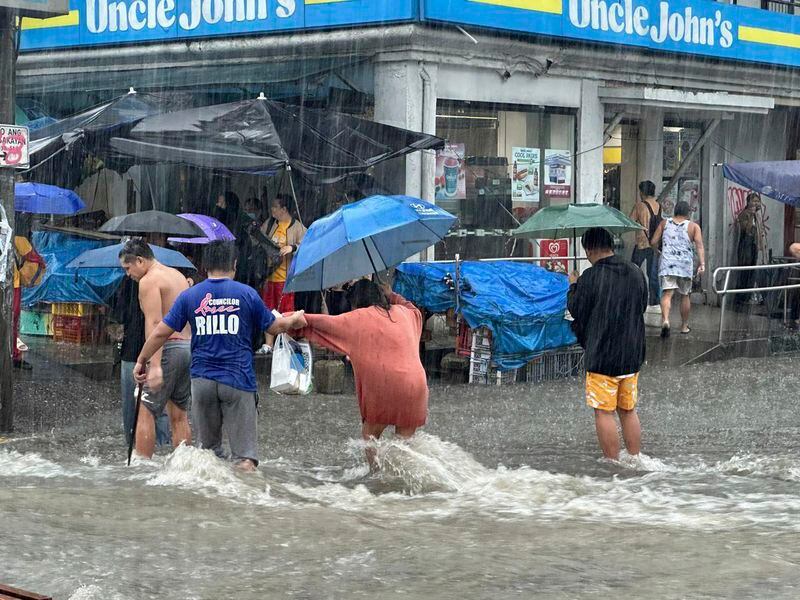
[{"xmin": 19, "ymin": 0, "xmax": 800, "ymax": 70}]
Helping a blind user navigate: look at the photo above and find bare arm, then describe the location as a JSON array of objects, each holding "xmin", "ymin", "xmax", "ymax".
[
  {"xmin": 266, "ymin": 311, "xmax": 307, "ymax": 336},
  {"xmin": 692, "ymin": 223, "xmax": 706, "ymax": 274},
  {"xmin": 133, "ymin": 321, "xmax": 175, "ymax": 383}
]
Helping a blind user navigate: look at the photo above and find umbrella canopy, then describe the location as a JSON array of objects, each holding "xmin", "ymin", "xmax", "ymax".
[
  {"xmin": 168, "ymin": 213, "xmax": 236, "ymax": 245},
  {"xmin": 722, "ymin": 160, "xmax": 800, "ymax": 207},
  {"xmin": 513, "ymin": 203, "xmax": 644, "ymax": 239},
  {"xmin": 285, "ymin": 195, "xmax": 456, "ymax": 293},
  {"xmin": 67, "ymin": 243, "xmax": 195, "ymax": 270},
  {"xmin": 15, "ymin": 182, "xmax": 86, "ymax": 215},
  {"xmin": 108, "ymin": 97, "xmax": 444, "ymax": 183},
  {"xmin": 99, "ymin": 210, "xmax": 206, "ymax": 237}
]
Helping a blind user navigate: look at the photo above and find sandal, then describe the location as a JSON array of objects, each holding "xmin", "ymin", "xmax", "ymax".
[
  {"xmin": 680, "ymin": 327, "xmax": 691, "ymax": 334},
  {"xmin": 660, "ymin": 323, "xmax": 671, "ymax": 338}
]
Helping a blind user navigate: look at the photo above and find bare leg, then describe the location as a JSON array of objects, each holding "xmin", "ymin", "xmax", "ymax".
[
  {"xmin": 660, "ymin": 289, "xmax": 674, "ymax": 327},
  {"xmin": 235, "ymin": 459, "xmax": 257, "ymax": 472},
  {"xmin": 616, "ymin": 408, "xmax": 641, "ymax": 455},
  {"xmin": 167, "ymin": 402, "xmax": 192, "ymax": 449},
  {"xmin": 134, "ymin": 407, "xmax": 156, "ymax": 459},
  {"xmin": 395, "ymin": 426, "xmax": 418, "ymax": 439},
  {"xmin": 594, "ymin": 409, "xmax": 620, "ymax": 460},
  {"xmin": 680, "ymin": 294, "xmax": 691, "ymax": 332},
  {"xmin": 362, "ymin": 422, "xmax": 388, "ymax": 470}
]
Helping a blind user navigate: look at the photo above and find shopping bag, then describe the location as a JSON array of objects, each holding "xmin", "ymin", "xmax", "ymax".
[{"xmin": 270, "ymin": 332, "xmax": 313, "ymax": 395}]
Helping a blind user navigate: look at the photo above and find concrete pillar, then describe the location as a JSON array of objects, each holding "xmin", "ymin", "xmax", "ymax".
[
  {"xmin": 373, "ymin": 57, "xmax": 438, "ymax": 205},
  {"xmin": 637, "ymin": 108, "xmax": 664, "ymax": 191},
  {"xmin": 576, "ymin": 80, "xmax": 604, "ymax": 205}
]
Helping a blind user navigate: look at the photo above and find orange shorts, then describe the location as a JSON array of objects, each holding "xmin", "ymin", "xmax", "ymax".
[{"xmin": 585, "ymin": 372, "xmax": 639, "ymax": 412}]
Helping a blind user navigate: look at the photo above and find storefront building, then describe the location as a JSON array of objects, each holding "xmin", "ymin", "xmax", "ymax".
[{"xmin": 17, "ymin": 0, "xmax": 800, "ymax": 291}]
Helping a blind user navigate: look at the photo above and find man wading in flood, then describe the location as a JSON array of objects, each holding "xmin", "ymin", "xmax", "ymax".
[
  {"xmin": 119, "ymin": 239, "xmax": 193, "ymax": 459},
  {"xmin": 568, "ymin": 228, "xmax": 648, "ymax": 460},
  {"xmin": 135, "ymin": 241, "xmax": 307, "ymax": 471}
]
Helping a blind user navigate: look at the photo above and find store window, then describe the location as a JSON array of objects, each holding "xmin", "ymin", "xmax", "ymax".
[
  {"xmin": 662, "ymin": 125, "xmax": 703, "ymax": 227},
  {"xmin": 433, "ymin": 100, "xmax": 577, "ymax": 260}
]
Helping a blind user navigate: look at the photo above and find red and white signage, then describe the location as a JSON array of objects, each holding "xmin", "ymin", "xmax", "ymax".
[
  {"xmin": 0, "ymin": 125, "xmax": 29, "ymax": 168},
  {"xmin": 539, "ymin": 239, "xmax": 568, "ymax": 273}
]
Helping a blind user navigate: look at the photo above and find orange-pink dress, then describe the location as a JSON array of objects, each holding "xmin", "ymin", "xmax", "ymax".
[{"xmin": 300, "ymin": 292, "xmax": 428, "ymax": 428}]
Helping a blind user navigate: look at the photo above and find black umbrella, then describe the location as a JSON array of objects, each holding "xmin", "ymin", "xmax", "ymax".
[
  {"xmin": 99, "ymin": 210, "xmax": 205, "ymax": 237},
  {"xmin": 108, "ymin": 96, "xmax": 444, "ymax": 183}
]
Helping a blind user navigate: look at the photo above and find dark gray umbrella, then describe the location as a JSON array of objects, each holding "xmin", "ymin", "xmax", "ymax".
[{"xmin": 99, "ymin": 210, "xmax": 205, "ymax": 237}]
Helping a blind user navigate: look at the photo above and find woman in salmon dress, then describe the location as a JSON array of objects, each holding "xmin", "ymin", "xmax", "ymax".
[{"xmin": 297, "ymin": 280, "xmax": 428, "ymax": 465}]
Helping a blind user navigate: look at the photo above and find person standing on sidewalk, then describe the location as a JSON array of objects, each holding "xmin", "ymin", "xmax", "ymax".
[
  {"xmin": 568, "ymin": 228, "xmax": 648, "ymax": 460},
  {"xmin": 628, "ymin": 180, "xmax": 662, "ymax": 306},
  {"xmin": 651, "ymin": 200, "xmax": 706, "ymax": 337}
]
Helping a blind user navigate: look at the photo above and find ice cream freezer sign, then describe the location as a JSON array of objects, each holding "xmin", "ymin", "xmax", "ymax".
[
  {"xmin": 424, "ymin": 0, "xmax": 800, "ymax": 69},
  {"xmin": 0, "ymin": 126, "xmax": 29, "ymax": 169}
]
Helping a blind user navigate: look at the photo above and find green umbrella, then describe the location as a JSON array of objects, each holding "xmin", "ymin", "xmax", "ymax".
[{"xmin": 512, "ymin": 203, "xmax": 644, "ymax": 239}]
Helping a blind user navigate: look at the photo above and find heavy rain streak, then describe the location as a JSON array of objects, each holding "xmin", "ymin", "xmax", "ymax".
[{"xmin": 2, "ymin": 0, "xmax": 800, "ymax": 598}]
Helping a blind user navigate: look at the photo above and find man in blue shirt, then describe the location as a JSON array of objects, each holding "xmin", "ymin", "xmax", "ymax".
[{"xmin": 135, "ymin": 241, "xmax": 307, "ymax": 471}]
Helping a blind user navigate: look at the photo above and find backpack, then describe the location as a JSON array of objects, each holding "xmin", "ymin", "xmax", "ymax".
[
  {"xmin": 14, "ymin": 238, "xmax": 45, "ymax": 288},
  {"xmin": 643, "ymin": 200, "xmax": 663, "ymax": 242},
  {"xmin": 243, "ymin": 222, "xmax": 282, "ymax": 289}
]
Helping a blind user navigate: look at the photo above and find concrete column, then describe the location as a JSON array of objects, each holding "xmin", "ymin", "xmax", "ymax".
[
  {"xmin": 576, "ymin": 80, "xmax": 604, "ymax": 205},
  {"xmin": 636, "ymin": 108, "xmax": 664, "ymax": 190},
  {"xmin": 373, "ymin": 57, "xmax": 438, "ymax": 205}
]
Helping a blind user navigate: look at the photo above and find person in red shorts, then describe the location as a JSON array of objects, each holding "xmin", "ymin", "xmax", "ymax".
[{"xmin": 260, "ymin": 194, "xmax": 306, "ymax": 313}]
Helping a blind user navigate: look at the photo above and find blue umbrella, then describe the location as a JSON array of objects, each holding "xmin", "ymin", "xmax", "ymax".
[
  {"xmin": 285, "ymin": 195, "xmax": 456, "ymax": 293},
  {"xmin": 15, "ymin": 182, "xmax": 86, "ymax": 215},
  {"xmin": 723, "ymin": 160, "xmax": 800, "ymax": 207},
  {"xmin": 67, "ymin": 243, "xmax": 196, "ymax": 270}
]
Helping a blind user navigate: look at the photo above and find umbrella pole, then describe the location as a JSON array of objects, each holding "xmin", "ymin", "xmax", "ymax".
[
  {"xmin": 362, "ymin": 239, "xmax": 383, "ymax": 285},
  {"xmin": 573, "ymin": 231, "xmax": 577, "ymax": 272},
  {"xmin": 127, "ymin": 384, "xmax": 144, "ymax": 466},
  {"xmin": 286, "ymin": 165, "xmax": 305, "ymax": 227}
]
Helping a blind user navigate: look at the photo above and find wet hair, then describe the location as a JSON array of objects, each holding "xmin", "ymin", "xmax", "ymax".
[
  {"xmin": 674, "ymin": 200, "xmax": 691, "ymax": 217},
  {"xmin": 272, "ymin": 194, "xmax": 293, "ymax": 212},
  {"xmin": 346, "ymin": 279, "xmax": 391, "ymax": 314},
  {"xmin": 745, "ymin": 192, "xmax": 761, "ymax": 206},
  {"xmin": 581, "ymin": 227, "xmax": 614, "ymax": 253},
  {"xmin": 203, "ymin": 240, "xmax": 237, "ymax": 273},
  {"xmin": 638, "ymin": 180, "xmax": 656, "ymax": 197},
  {"xmin": 118, "ymin": 238, "xmax": 154, "ymax": 263},
  {"xmin": 223, "ymin": 191, "xmax": 241, "ymax": 214}
]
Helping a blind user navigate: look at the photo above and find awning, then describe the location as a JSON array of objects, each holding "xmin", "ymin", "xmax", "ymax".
[
  {"xmin": 722, "ymin": 160, "xmax": 800, "ymax": 207},
  {"xmin": 599, "ymin": 87, "xmax": 774, "ymax": 115}
]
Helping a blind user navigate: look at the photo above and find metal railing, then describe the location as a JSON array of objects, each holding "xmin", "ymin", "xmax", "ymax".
[
  {"xmin": 761, "ymin": 0, "xmax": 798, "ymax": 14},
  {"xmin": 713, "ymin": 262, "xmax": 800, "ymax": 346}
]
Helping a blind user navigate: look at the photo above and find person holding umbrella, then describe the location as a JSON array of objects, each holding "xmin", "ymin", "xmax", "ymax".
[
  {"xmin": 261, "ymin": 194, "xmax": 307, "ymax": 314},
  {"xmin": 295, "ymin": 279, "xmax": 428, "ymax": 469},
  {"xmin": 568, "ymin": 228, "xmax": 648, "ymax": 460}
]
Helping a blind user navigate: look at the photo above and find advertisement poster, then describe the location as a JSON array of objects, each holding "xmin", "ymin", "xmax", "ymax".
[
  {"xmin": 511, "ymin": 147, "xmax": 540, "ymax": 205},
  {"xmin": 539, "ymin": 239, "xmax": 569, "ymax": 274},
  {"xmin": 544, "ymin": 150, "xmax": 572, "ymax": 201},
  {"xmin": 435, "ymin": 143, "xmax": 465, "ymax": 202}
]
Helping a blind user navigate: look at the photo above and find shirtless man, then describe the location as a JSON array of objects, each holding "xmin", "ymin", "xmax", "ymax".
[{"xmin": 119, "ymin": 239, "xmax": 192, "ymax": 459}]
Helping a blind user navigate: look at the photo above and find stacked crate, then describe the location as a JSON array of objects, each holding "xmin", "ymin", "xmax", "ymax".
[
  {"xmin": 525, "ymin": 345, "xmax": 585, "ymax": 383},
  {"xmin": 468, "ymin": 327, "xmax": 517, "ymax": 385},
  {"xmin": 51, "ymin": 303, "xmax": 103, "ymax": 344}
]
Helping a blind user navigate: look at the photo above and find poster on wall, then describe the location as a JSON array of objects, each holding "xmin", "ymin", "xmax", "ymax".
[
  {"xmin": 435, "ymin": 143, "xmax": 466, "ymax": 203},
  {"xmin": 544, "ymin": 150, "xmax": 572, "ymax": 201},
  {"xmin": 511, "ymin": 147, "xmax": 540, "ymax": 205}
]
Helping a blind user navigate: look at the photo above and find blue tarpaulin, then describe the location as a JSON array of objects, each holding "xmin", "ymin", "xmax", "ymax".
[
  {"xmin": 722, "ymin": 160, "xmax": 800, "ymax": 207},
  {"xmin": 394, "ymin": 261, "xmax": 576, "ymax": 370},
  {"xmin": 22, "ymin": 232, "xmax": 124, "ymax": 307}
]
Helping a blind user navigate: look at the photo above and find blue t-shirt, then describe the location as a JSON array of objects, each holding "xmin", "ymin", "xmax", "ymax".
[{"xmin": 163, "ymin": 278, "xmax": 275, "ymax": 392}]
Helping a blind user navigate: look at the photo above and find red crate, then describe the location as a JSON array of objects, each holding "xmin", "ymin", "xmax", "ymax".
[
  {"xmin": 456, "ymin": 322, "xmax": 471, "ymax": 357},
  {"xmin": 52, "ymin": 315, "xmax": 101, "ymax": 344}
]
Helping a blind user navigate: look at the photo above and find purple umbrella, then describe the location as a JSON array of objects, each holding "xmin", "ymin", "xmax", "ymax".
[{"xmin": 168, "ymin": 213, "xmax": 236, "ymax": 245}]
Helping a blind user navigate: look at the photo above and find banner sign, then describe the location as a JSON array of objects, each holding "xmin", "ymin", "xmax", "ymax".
[
  {"xmin": 21, "ymin": 0, "xmax": 417, "ymax": 50},
  {"xmin": 0, "ymin": 125, "xmax": 30, "ymax": 168},
  {"xmin": 423, "ymin": 0, "xmax": 800, "ymax": 69}
]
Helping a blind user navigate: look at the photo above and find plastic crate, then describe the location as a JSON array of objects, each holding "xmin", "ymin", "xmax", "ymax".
[
  {"xmin": 51, "ymin": 302, "xmax": 98, "ymax": 317},
  {"xmin": 19, "ymin": 310, "xmax": 53, "ymax": 336},
  {"xmin": 52, "ymin": 314, "xmax": 102, "ymax": 344},
  {"xmin": 525, "ymin": 346, "xmax": 585, "ymax": 384}
]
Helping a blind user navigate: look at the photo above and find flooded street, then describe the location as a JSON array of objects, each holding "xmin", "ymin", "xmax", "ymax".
[{"xmin": 2, "ymin": 355, "xmax": 800, "ymax": 599}]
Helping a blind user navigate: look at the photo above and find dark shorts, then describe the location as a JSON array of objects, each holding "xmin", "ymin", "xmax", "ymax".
[{"xmin": 142, "ymin": 341, "xmax": 191, "ymax": 416}]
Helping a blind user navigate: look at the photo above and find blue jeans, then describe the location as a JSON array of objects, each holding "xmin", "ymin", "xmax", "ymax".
[
  {"xmin": 631, "ymin": 247, "xmax": 661, "ymax": 306},
  {"xmin": 121, "ymin": 360, "xmax": 171, "ymax": 447}
]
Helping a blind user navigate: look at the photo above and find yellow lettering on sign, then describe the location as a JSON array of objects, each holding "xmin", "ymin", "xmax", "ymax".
[
  {"xmin": 469, "ymin": 0, "xmax": 562, "ymax": 16},
  {"xmin": 738, "ymin": 25, "xmax": 800, "ymax": 50}
]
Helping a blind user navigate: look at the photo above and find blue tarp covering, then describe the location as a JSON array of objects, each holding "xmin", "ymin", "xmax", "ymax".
[
  {"xmin": 723, "ymin": 161, "xmax": 800, "ymax": 207},
  {"xmin": 395, "ymin": 261, "xmax": 576, "ymax": 370},
  {"xmin": 22, "ymin": 232, "xmax": 124, "ymax": 307}
]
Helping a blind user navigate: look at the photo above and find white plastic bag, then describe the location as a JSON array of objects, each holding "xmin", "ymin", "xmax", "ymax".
[{"xmin": 270, "ymin": 332, "xmax": 313, "ymax": 395}]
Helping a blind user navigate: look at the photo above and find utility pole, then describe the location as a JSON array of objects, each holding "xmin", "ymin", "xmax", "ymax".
[{"xmin": 0, "ymin": 7, "xmax": 16, "ymax": 432}]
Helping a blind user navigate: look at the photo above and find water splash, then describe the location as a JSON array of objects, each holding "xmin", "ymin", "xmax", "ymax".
[{"xmin": 0, "ymin": 449, "xmax": 73, "ymax": 479}]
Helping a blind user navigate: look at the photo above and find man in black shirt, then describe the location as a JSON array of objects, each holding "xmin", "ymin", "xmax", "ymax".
[
  {"xmin": 568, "ymin": 228, "xmax": 648, "ymax": 460},
  {"xmin": 113, "ymin": 276, "xmax": 170, "ymax": 447}
]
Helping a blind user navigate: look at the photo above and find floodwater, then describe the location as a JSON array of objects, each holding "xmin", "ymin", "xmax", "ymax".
[{"xmin": 2, "ymin": 356, "xmax": 800, "ymax": 599}]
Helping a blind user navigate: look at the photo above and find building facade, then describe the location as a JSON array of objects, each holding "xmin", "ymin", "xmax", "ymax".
[{"xmin": 17, "ymin": 0, "xmax": 800, "ymax": 293}]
